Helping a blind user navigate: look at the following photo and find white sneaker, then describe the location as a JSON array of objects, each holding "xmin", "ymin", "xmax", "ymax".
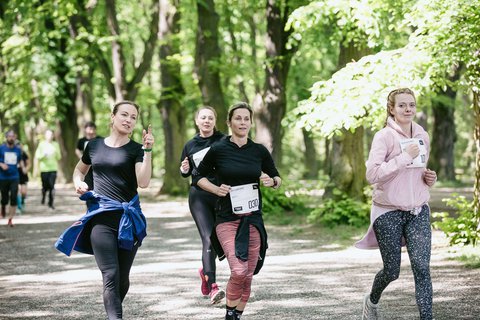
[{"xmin": 362, "ymin": 294, "xmax": 379, "ymax": 320}]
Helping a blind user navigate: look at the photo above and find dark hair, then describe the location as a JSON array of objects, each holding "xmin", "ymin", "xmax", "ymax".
[
  {"xmin": 112, "ymin": 101, "xmax": 140, "ymax": 115},
  {"xmin": 227, "ymin": 102, "xmax": 253, "ymax": 122},
  {"xmin": 5, "ymin": 129, "xmax": 15, "ymax": 138},
  {"xmin": 84, "ymin": 121, "xmax": 96, "ymax": 129}
]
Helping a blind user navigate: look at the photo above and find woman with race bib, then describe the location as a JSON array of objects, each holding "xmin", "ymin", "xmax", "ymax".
[
  {"xmin": 196, "ymin": 102, "xmax": 281, "ymax": 320},
  {"xmin": 180, "ymin": 106, "xmax": 226, "ymax": 304}
]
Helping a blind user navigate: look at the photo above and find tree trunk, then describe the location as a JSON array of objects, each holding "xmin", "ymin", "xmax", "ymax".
[
  {"xmin": 302, "ymin": 129, "xmax": 319, "ymax": 179},
  {"xmin": 324, "ymin": 40, "xmax": 368, "ymax": 200},
  {"xmin": 430, "ymin": 67, "xmax": 460, "ymax": 181},
  {"xmin": 194, "ymin": 0, "xmax": 227, "ymax": 132},
  {"xmin": 473, "ymin": 91, "xmax": 480, "ymax": 229},
  {"xmin": 431, "ymin": 93, "xmax": 457, "ymax": 181},
  {"xmin": 158, "ymin": 0, "xmax": 188, "ymax": 195},
  {"xmin": 254, "ymin": 0, "xmax": 298, "ymax": 164}
]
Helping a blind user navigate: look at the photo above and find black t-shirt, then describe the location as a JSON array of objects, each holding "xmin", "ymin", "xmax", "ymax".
[
  {"xmin": 82, "ymin": 138, "xmax": 144, "ymax": 203},
  {"xmin": 180, "ymin": 131, "xmax": 225, "ymax": 186},
  {"xmin": 77, "ymin": 136, "xmax": 102, "ymax": 189},
  {"xmin": 197, "ymin": 137, "xmax": 280, "ymax": 219}
]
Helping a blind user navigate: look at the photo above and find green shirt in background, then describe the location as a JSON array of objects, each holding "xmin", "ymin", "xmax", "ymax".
[{"xmin": 35, "ymin": 140, "xmax": 61, "ymax": 172}]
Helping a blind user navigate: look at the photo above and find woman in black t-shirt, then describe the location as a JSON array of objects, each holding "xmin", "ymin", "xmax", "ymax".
[
  {"xmin": 197, "ymin": 102, "xmax": 282, "ymax": 320},
  {"xmin": 180, "ymin": 106, "xmax": 226, "ymax": 304},
  {"xmin": 72, "ymin": 101, "xmax": 154, "ymax": 320}
]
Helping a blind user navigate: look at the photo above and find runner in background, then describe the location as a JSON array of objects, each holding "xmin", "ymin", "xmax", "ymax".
[
  {"xmin": 180, "ymin": 106, "xmax": 226, "ymax": 304},
  {"xmin": 16, "ymin": 141, "xmax": 30, "ymax": 213},
  {"xmin": 76, "ymin": 121, "xmax": 101, "ymax": 190},
  {"xmin": 0, "ymin": 130, "xmax": 23, "ymax": 226},
  {"xmin": 196, "ymin": 102, "xmax": 282, "ymax": 320}
]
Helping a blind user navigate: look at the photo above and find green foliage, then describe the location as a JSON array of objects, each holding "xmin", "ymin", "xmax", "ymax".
[
  {"xmin": 432, "ymin": 195, "xmax": 479, "ymax": 246},
  {"xmin": 307, "ymin": 189, "xmax": 370, "ymax": 227},
  {"xmin": 261, "ymin": 186, "xmax": 309, "ymax": 225}
]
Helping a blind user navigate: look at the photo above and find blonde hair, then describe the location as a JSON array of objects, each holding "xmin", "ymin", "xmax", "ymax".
[{"xmin": 384, "ymin": 88, "xmax": 416, "ymax": 127}]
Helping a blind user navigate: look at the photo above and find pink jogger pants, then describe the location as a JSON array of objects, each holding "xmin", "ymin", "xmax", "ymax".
[{"xmin": 216, "ymin": 220, "xmax": 261, "ymax": 303}]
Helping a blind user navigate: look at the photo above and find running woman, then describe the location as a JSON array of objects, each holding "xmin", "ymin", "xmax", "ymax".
[
  {"xmin": 180, "ymin": 106, "xmax": 226, "ymax": 304},
  {"xmin": 55, "ymin": 101, "xmax": 154, "ymax": 320},
  {"xmin": 356, "ymin": 88, "xmax": 437, "ymax": 320},
  {"xmin": 196, "ymin": 102, "xmax": 282, "ymax": 320}
]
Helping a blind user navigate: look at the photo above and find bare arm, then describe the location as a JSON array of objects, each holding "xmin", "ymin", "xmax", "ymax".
[
  {"xmin": 136, "ymin": 125, "xmax": 154, "ymax": 188},
  {"xmin": 197, "ymin": 177, "xmax": 230, "ymax": 197},
  {"xmin": 73, "ymin": 160, "xmax": 91, "ymax": 195}
]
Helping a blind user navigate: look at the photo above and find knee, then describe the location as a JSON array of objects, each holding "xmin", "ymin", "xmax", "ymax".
[
  {"xmin": 413, "ymin": 264, "xmax": 431, "ymax": 280},
  {"xmin": 230, "ymin": 269, "xmax": 248, "ymax": 284},
  {"xmin": 383, "ymin": 268, "xmax": 400, "ymax": 283}
]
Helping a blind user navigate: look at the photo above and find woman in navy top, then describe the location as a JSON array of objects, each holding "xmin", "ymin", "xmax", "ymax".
[
  {"xmin": 180, "ymin": 106, "xmax": 226, "ymax": 304},
  {"xmin": 197, "ymin": 102, "xmax": 282, "ymax": 320}
]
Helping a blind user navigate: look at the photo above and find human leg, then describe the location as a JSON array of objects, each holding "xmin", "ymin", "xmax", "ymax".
[
  {"xmin": 369, "ymin": 211, "xmax": 404, "ymax": 304},
  {"xmin": 236, "ymin": 225, "xmax": 261, "ymax": 315},
  {"xmin": 6, "ymin": 180, "xmax": 19, "ymax": 225},
  {"xmin": 40, "ymin": 172, "xmax": 47, "ymax": 204},
  {"xmin": 117, "ymin": 243, "xmax": 139, "ymax": 302},
  {"xmin": 188, "ymin": 188, "xmax": 217, "ymax": 285},
  {"xmin": 47, "ymin": 171, "xmax": 57, "ymax": 208},
  {"xmin": 216, "ymin": 221, "xmax": 247, "ymax": 315},
  {"xmin": 0, "ymin": 180, "xmax": 9, "ymax": 218},
  {"xmin": 405, "ymin": 206, "xmax": 433, "ymax": 320},
  {"xmin": 90, "ymin": 224, "xmax": 123, "ymax": 320}
]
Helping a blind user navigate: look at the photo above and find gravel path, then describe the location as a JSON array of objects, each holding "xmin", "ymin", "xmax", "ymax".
[{"xmin": 0, "ymin": 183, "xmax": 478, "ymax": 319}]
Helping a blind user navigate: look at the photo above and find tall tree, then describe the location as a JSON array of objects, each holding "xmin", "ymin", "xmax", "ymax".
[
  {"xmin": 194, "ymin": 0, "xmax": 227, "ymax": 132},
  {"xmin": 430, "ymin": 67, "xmax": 461, "ymax": 181},
  {"xmin": 158, "ymin": 0, "xmax": 188, "ymax": 194},
  {"xmin": 254, "ymin": 0, "xmax": 300, "ymax": 163}
]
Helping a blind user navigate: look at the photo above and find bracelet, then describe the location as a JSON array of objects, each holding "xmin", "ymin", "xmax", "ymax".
[
  {"xmin": 143, "ymin": 148, "xmax": 152, "ymax": 152},
  {"xmin": 272, "ymin": 177, "xmax": 278, "ymax": 188}
]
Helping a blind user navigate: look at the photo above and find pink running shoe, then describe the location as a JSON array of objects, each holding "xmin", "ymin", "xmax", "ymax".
[
  {"xmin": 198, "ymin": 268, "xmax": 210, "ymax": 296},
  {"xmin": 209, "ymin": 283, "xmax": 225, "ymax": 304}
]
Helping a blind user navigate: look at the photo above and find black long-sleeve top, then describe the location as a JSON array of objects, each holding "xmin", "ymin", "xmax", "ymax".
[
  {"xmin": 196, "ymin": 136, "xmax": 280, "ymax": 222},
  {"xmin": 180, "ymin": 131, "xmax": 225, "ymax": 186}
]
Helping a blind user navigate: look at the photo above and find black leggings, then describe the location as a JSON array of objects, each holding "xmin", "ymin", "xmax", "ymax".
[
  {"xmin": 188, "ymin": 186, "xmax": 217, "ymax": 284},
  {"xmin": 90, "ymin": 224, "xmax": 138, "ymax": 320},
  {"xmin": 40, "ymin": 171, "xmax": 56, "ymax": 207},
  {"xmin": 370, "ymin": 205, "xmax": 432, "ymax": 320}
]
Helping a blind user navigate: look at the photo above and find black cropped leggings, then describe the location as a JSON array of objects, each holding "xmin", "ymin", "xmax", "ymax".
[
  {"xmin": 90, "ymin": 224, "xmax": 138, "ymax": 320},
  {"xmin": 188, "ymin": 186, "xmax": 218, "ymax": 284},
  {"xmin": 40, "ymin": 171, "xmax": 56, "ymax": 207},
  {"xmin": 370, "ymin": 205, "xmax": 432, "ymax": 320}
]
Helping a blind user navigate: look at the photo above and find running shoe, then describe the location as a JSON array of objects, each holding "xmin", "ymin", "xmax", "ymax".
[
  {"xmin": 362, "ymin": 294, "xmax": 379, "ymax": 320},
  {"xmin": 210, "ymin": 283, "xmax": 225, "ymax": 304},
  {"xmin": 198, "ymin": 268, "xmax": 210, "ymax": 296},
  {"xmin": 225, "ymin": 309, "xmax": 237, "ymax": 320}
]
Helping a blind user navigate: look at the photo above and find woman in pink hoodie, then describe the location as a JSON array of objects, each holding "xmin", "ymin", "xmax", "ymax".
[{"xmin": 357, "ymin": 88, "xmax": 437, "ymax": 320}]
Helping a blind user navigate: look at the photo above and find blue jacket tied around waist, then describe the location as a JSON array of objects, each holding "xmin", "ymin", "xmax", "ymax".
[{"xmin": 55, "ymin": 191, "xmax": 147, "ymax": 256}]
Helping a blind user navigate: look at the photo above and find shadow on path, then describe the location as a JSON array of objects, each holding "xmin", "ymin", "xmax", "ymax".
[{"xmin": 0, "ymin": 184, "xmax": 478, "ymax": 319}]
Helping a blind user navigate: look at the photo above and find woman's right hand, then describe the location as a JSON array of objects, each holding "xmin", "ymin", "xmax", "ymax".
[
  {"xmin": 216, "ymin": 184, "xmax": 231, "ymax": 197},
  {"xmin": 74, "ymin": 181, "xmax": 89, "ymax": 195},
  {"xmin": 405, "ymin": 143, "xmax": 420, "ymax": 159},
  {"xmin": 180, "ymin": 157, "xmax": 190, "ymax": 174}
]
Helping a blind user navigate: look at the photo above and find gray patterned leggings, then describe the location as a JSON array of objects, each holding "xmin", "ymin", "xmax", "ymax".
[{"xmin": 370, "ymin": 205, "xmax": 432, "ymax": 320}]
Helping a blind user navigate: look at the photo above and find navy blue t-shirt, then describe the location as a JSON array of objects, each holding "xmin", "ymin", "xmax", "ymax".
[
  {"xmin": 0, "ymin": 144, "xmax": 22, "ymax": 181},
  {"xmin": 82, "ymin": 138, "xmax": 144, "ymax": 203}
]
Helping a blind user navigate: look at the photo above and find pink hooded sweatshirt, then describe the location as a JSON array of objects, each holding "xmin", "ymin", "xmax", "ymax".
[{"xmin": 355, "ymin": 117, "xmax": 432, "ymax": 249}]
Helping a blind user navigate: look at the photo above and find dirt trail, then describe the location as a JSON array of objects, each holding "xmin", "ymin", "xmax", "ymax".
[{"xmin": 0, "ymin": 183, "xmax": 478, "ymax": 319}]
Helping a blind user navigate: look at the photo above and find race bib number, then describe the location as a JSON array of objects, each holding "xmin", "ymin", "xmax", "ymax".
[
  {"xmin": 4, "ymin": 152, "xmax": 18, "ymax": 165},
  {"xmin": 399, "ymin": 138, "xmax": 427, "ymax": 168},
  {"xmin": 230, "ymin": 183, "xmax": 260, "ymax": 214},
  {"xmin": 192, "ymin": 147, "xmax": 210, "ymax": 168}
]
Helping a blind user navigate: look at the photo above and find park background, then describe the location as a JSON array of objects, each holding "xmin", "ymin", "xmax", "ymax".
[{"xmin": 0, "ymin": 1, "xmax": 480, "ymax": 318}]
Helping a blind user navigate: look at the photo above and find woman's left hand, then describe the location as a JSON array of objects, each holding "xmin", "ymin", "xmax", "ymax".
[
  {"xmin": 260, "ymin": 172, "xmax": 274, "ymax": 187},
  {"xmin": 142, "ymin": 125, "xmax": 154, "ymax": 149},
  {"xmin": 424, "ymin": 168, "xmax": 437, "ymax": 186}
]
